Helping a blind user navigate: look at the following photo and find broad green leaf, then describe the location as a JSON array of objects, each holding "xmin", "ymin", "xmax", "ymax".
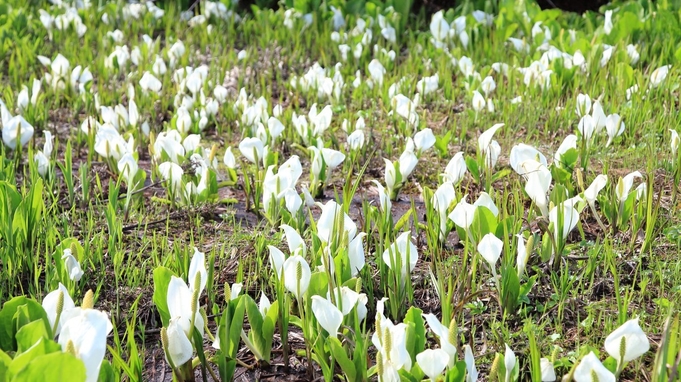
[
  {"xmin": 307, "ymin": 272, "xmax": 329, "ymax": 298},
  {"xmin": 13, "ymin": 351, "xmax": 86, "ymax": 382},
  {"xmin": 152, "ymin": 267, "xmax": 174, "ymax": 327},
  {"xmin": 8, "ymin": 337, "xmax": 61, "ymax": 378},
  {"xmin": 470, "ymin": 207, "xmax": 498, "ymax": 242},
  {"xmin": 15, "ymin": 320, "xmax": 49, "ymax": 354},
  {"xmin": 329, "ymin": 337, "xmax": 356, "ymax": 382},
  {"xmin": 403, "ymin": 307, "xmax": 425, "ymax": 364},
  {"xmin": 0, "ymin": 297, "xmax": 49, "ymax": 352},
  {"xmin": 500, "ymin": 266, "xmax": 520, "ymax": 314}
]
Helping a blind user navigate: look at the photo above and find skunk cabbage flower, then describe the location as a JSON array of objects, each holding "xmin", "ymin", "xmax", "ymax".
[
  {"xmin": 605, "ymin": 114, "xmax": 625, "ymax": 147},
  {"xmin": 382, "ymin": 231, "xmax": 419, "ymax": 276},
  {"xmin": 417, "ymin": 349, "xmax": 449, "ymax": 381},
  {"xmin": 604, "ymin": 318, "xmax": 650, "ymax": 366},
  {"xmin": 505, "ymin": 345, "xmax": 517, "ymax": 382},
  {"xmin": 58, "ymin": 309, "xmax": 113, "ymax": 382},
  {"xmin": 464, "ymin": 345, "xmax": 478, "ymax": 382},
  {"xmin": 239, "ymin": 137, "xmax": 265, "ymax": 164},
  {"xmin": 166, "ymin": 317, "xmax": 193, "ymax": 366},
  {"xmin": 283, "ymin": 254, "xmax": 311, "ymax": 299},
  {"xmin": 2, "ymin": 115, "xmax": 34, "ymax": 149},
  {"xmin": 42, "ymin": 283, "xmax": 76, "ymax": 336},
  {"xmin": 140, "ymin": 72, "xmax": 162, "ymax": 93},
  {"xmin": 650, "ymin": 65, "xmax": 671, "ymax": 88},
  {"xmin": 316, "ymin": 200, "xmax": 357, "ymax": 243},
  {"xmin": 443, "ymin": 152, "xmax": 467, "ymax": 184},
  {"xmin": 478, "ymin": 123, "xmax": 504, "ymax": 168},
  {"xmin": 424, "ymin": 313, "xmax": 457, "ymax": 367},
  {"xmin": 480, "ymin": 76, "xmax": 496, "ymax": 96},
  {"xmin": 433, "ymin": 182, "xmax": 456, "ymax": 240},
  {"xmin": 413, "ymin": 128, "xmax": 436, "ymax": 154},
  {"xmin": 430, "ymin": 10, "xmax": 449, "ymax": 41},
  {"xmin": 573, "ymin": 352, "xmax": 615, "ymax": 382},
  {"xmin": 62, "ymin": 248, "xmax": 84, "ymax": 281},
  {"xmin": 540, "ymin": 358, "xmax": 556, "ymax": 381},
  {"xmin": 448, "ymin": 192, "xmax": 498, "ymax": 230},
  {"xmin": 671, "ymin": 129, "xmax": 680, "ymax": 157},
  {"xmin": 549, "ymin": 204, "xmax": 579, "ymax": 241},
  {"xmin": 554, "ymin": 135, "xmax": 578, "ymax": 165},
  {"xmin": 158, "ymin": 162, "xmax": 184, "ymax": 195},
  {"xmin": 510, "ymin": 144, "xmax": 548, "ymax": 175},
  {"xmin": 311, "ymin": 295, "xmax": 343, "ymax": 337},
  {"xmin": 616, "ymin": 171, "xmax": 642, "ymax": 201},
  {"xmin": 575, "ymin": 93, "xmax": 592, "ymax": 117},
  {"xmin": 603, "ymin": 10, "xmax": 614, "ymax": 34},
  {"xmin": 584, "ymin": 175, "xmax": 608, "ymax": 206},
  {"xmin": 368, "ymin": 59, "xmax": 386, "ymax": 86},
  {"xmin": 521, "ymin": 159, "xmax": 552, "ymax": 217},
  {"xmin": 478, "ymin": 233, "xmax": 503, "ymax": 268}
]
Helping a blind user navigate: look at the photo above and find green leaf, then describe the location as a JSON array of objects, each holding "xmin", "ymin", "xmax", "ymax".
[
  {"xmin": 307, "ymin": 272, "xmax": 329, "ymax": 298},
  {"xmin": 394, "ymin": 209, "xmax": 412, "ymax": 232},
  {"xmin": 0, "ymin": 297, "xmax": 50, "ymax": 352},
  {"xmin": 470, "ymin": 207, "xmax": 498, "ymax": 243},
  {"xmin": 8, "ymin": 337, "xmax": 61, "ymax": 378},
  {"xmin": 465, "ymin": 157, "xmax": 480, "ymax": 182},
  {"xmin": 227, "ymin": 297, "xmax": 246, "ymax": 357},
  {"xmin": 12, "ymin": 351, "xmax": 86, "ymax": 382},
  {"xmin": 329, "ymin": 337, "xmax": 356, "ymax": 382},
  {"xmin": 500, "ymin": 266, "xmax": 520, "ymax": 314},
  {"xmin": 244, "ymin": 296, "xmax": 266, "ymax": 359},
  {"xmin": 444, "ymin": 361, "xmax": 467, "ymax": 382},
  {"xmin": 97, "ymin": 359, "xmax": 115, "ymax": 382},
  {"xmin": 0, "ymin": 350, "xmax": 11, "ymax": 381},
  {"xmin": 152, "ymin": 267, "xmax": 175, "ymax": 327},
  {"xmin": 403, "ymin": 307, "xmax": 425, "ymax": 364},
  {"xmin": 15, "ymin": 320, "xmax": 49, "ymax": 354}
]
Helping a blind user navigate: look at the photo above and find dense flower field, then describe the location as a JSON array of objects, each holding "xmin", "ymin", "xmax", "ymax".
[{"xmin": 0, "ymin": 0, "xmax": 680, "ymax": 381}]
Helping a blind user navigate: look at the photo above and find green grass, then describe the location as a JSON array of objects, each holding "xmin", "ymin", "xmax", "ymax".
[{"xmin": 0, "ymin": 0, "xmax": 681, "ymax": 381}]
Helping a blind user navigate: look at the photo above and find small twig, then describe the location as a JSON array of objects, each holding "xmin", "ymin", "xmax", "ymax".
[
  {"xmin": 121, "ymin": 216, "xmax": 173, "ymax": 233},
  {"xmin": 118, "ymin": 180, "xmax": 164, "ymax": 200}
]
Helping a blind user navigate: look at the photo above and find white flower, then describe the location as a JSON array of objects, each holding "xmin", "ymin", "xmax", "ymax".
[
  {"xmin": 58, "ymin": 309, "xmax": 113, "ymax": 382},
  {"xmin": 604, "ymin": 318, "xmax": 650, "ymax": 365},
  {"xmin": 671, "ymin": 129, "xmax": 680, "ymax": 157},
  {"xmin": 311, "ymin": 295, "xmax": 343, "ymax": 337},
  {"xmin": 605, "ymin": 114, "xmax": 625, "ymax": 147},
  {"xmin": 603, "ymin": 10, "xmax": 614, "ymax": 35},
  {"xmin": 238, "ymin": 137, "xmax": 265, "ymax": 164},
  {"xmin": 480, "ymin": 76, "xmax": 496, "ymax": 96},
  {"xmin": 2, "ymin": 115, "xmax": 34, "ymax": 150},
  {"xmin": 283, "ymin": 255, "xmax": 311, "ymax": 299},
  {"xmin": 443, "ymin": 152, "xmax": 467, "ymax": 184},
  {"xmin": 413, "ymin": 128, "xmax": 436, "ymax": 154},
  {"xmin": 382, "ymin": 231, "xmax": 419, "ymax": 276},
  {"xmin": 42, "ymin": 283, "xmax": 75, "ymax": 336},
  {"xmin": 509, "ymin": 144, "xmax": 547, "ymax": 175},
  {"xmin": 477, "ymin": 233, "xmax": 503, "ymax": 268},
  {"xmin": 616, "ymin": 171, "xmax": 642, "ymax": 201},
  {"xmin": 368, "ymin": 59, "xmax": 386, "ymax": 86},
  {"xmin": 540, "ymin": 358, "xmax": 556, "ymax": 381},
  {"xmin": 140, "ymin": 72, "xmax": 162, "ymax": 93},
  {"xmin": 416, "ymin": 349, "xmax": 449, "ymax": 380},
  {"xmin": 650, "ymin": 65, "xmax": 671, "ymax": 88},
  {"xmin": 549, "ymin": 203, "xmax": 579, "ymax": 241},
  {"xmin": 430, "ymin": 11, "xmax": 450, "ymax": 41},
  {"xmin": 575, "ymin": 93, "xmax": 592, "ymax": 117},
  {"xmin": 584, "ymin": 175, "xmax": 608, "ymax": 206},
  {"xmin": 573, "ymin": 352, "xmax": 615, "ymax": 382},
  {"xmin": 347, "ymin": 129, "xmax": 365, "ymax": 150},
  {"xmin": 472, "ymin": 91, "xmax": 486, "ymax": 113},
  {"xmin": 62, "ymin": 249, "xmax": 84, "ymax": 281}
]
